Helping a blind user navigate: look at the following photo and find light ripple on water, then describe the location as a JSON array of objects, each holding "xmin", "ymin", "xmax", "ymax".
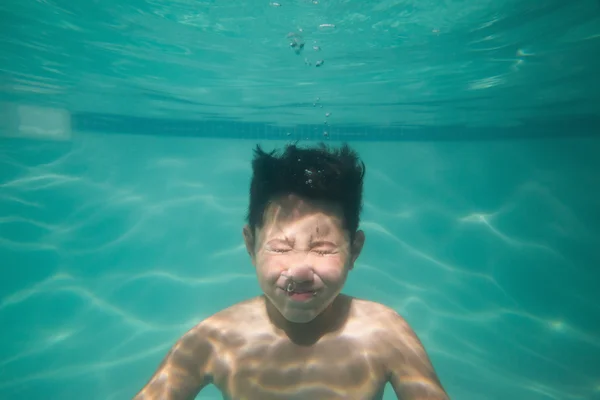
[{"xmin": 1, "ymin": 134, "xmax": 599, "ymax": 400}]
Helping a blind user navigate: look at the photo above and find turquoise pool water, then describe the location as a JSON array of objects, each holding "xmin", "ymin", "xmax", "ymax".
[{"xmin": 1, "ymin": 1, "xmax": 600, "ymax": 400}]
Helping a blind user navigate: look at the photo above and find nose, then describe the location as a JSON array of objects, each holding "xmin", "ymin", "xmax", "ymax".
[{"xmin": 285, "ymin": 265, "xmax": 314, "ymax": 283}]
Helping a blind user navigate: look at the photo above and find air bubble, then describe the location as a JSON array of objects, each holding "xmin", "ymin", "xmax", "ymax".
[
  {"xmin": 325, "ymin": 112, "xmax": 331, "ymax": 117},
  {"xmin": 290, "ymin": 40, "xmax": 304, "ymax": 54}
]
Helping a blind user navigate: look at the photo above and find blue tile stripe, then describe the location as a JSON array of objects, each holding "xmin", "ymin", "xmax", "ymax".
[{"xmin": 72, "ymin": 112, "xmax": 600, "ymax": 141}]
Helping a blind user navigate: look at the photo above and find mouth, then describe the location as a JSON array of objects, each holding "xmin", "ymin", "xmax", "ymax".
[
  {"xmin": 285, "ymin": 289, "xmax": 316, "ymax": 301},
  {"xmin": 282, "ymin": 279, "xmax": 317, "ymax": 302},
  {"xmin": 281, "ymin": 280, "xmax": 317, "ymax": 301}
]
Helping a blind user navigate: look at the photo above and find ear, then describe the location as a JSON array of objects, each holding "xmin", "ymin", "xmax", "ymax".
[
  {"xmin": 348, "ymin": 230, "xmax": 365, "ymax": 269},
  {"xmin": 242, "ymin": 224, "xmax": 256, "ymax": 264}
]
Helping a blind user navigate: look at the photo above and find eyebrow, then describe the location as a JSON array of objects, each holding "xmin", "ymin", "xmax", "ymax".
[
  {"xmin": 310, "ymin": 240, "xmax": 337, "ymax": 247},
  {"xmin": 267, "ymin": 236, "xmax": 294, "ymax": 245}
]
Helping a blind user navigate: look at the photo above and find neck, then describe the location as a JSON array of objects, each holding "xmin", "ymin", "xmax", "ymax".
[{"xmin": 264, "ymin": 294, "xmax": 351, "ymax": 346}]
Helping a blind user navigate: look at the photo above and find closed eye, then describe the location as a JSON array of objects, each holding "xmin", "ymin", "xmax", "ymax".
[
  {"xmin": 311, "ymin": 240, "xmax": 338, "ymax": 255},
  {"xmin": 312, "ymin": 247, "xmax": 337, "ymax": 255},
  {"xmin": 270, "ymin": 248, "xmax": 290, "ymax": 253},
  {"xmin": 266, "ymin": 238, "xmax": 293, "ymax": 254}
]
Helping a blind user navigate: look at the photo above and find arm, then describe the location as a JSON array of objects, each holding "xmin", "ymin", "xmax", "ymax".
[
  {"xmin": 386, "ymin": 313, "xmax": 450, "ymax": 400},
  {"xmin": 133, "ymin": 325, "xmax": 213, "ymax": 400}
]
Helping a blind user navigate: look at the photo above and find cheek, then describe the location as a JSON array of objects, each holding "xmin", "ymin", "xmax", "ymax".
[
  {"xmin": 315, "ymin": 257, "xmax": 349, "ymax": 281},
  {"xmin": 320, "ymin": 266, "xmax": 348, "ymax": 283},
  {"xmin": 255, "ymin": 255, "xmax": 285, "ymax": 281}
]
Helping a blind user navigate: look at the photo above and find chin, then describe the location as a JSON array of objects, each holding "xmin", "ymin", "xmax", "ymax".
[
  {"xmin": 281, "ymin": 301, "xmax": 332, "ymax": 323},
  {"xmin": 283, "ymin": 310, "xmax": 319, "ymax": 323}
]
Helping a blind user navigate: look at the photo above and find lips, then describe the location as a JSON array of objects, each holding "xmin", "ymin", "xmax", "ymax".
[
  {"xmin": 283, "ymin": 285, "xmax": 317, "ymax": 300},
  {"xmin": 288, "ymin": 289, "xmax": 314, "ymax": 295},
  {"xmin": 287, "ymin": 290, "xmax": 315, "ymax": 301},
  {"xmin": 280, "ymin": 276, "xmax": 317, "ymax": 301}
]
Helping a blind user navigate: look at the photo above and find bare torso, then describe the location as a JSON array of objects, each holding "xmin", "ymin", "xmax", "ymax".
[
  {"xmin": 202, "ymin": 295, "xmax": 395, "ymax": 400},
  {"xmin": 134, "ymin": 295, "xmax": 449, "ymax": 400}
]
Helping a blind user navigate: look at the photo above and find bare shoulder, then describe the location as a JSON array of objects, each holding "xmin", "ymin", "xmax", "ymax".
[
  {"xmin": 201, "ymin": 296, "xmax": 267, "ymax": 332},
  {"xmin": 349, "ymin": 296, "xmax": 403, "ymax": 318},
  {"xmin": 349, "ymin": 297, "xmax": 433, "ymax": 363},
  {"xmin": 170, "ymin": 297, "xmax": 266, "ymax": 366},
  {"xmin": 133, "ymin": 319, "xmax": 215, "ymax": 398},
  {"xmin": 347, "ymin": 298, "xmax": 421, "ymax": 351},
  {"xmin": 347, "ymin": 298, "xmax": 450, "ymax": 399},
  {"xmin": 134, "ymin": 298, "xmax": 266, "ymax": 399},
  {"xmin": 198, "ymin": 296, "xmax": 271, "ymax": 349},
  {"xmin": 348, "ymin": 297, "xmax": 414, "ymax": 335}
]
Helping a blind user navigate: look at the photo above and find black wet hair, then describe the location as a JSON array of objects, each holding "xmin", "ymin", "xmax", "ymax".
[{"xmin": 247, "ymin": 142, "xmax": 366, "ymax": 238}]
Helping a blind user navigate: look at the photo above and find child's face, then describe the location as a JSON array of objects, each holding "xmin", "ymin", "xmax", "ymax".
[{"xmin": 243, "ymin": 194, "xmax": 364, "ymax": 323}]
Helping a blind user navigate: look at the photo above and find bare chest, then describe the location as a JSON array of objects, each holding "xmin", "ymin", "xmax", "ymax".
[{"xmin": 211, "ymin": 338, "xmax": 387, "ymax": 400}]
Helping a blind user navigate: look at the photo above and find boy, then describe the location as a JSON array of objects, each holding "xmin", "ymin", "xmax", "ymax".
[{"xmin": 134, "ymin": 143, "xmax": 449, "ymax": 400}]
